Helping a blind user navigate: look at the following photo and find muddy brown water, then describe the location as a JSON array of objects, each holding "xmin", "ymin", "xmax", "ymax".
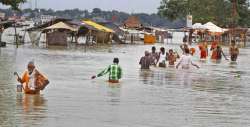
[{"xmin": 0, "ymin": 43, "xmax": 250, "ymax": 127}]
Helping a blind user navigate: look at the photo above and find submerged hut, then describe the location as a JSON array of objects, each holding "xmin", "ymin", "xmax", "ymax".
[
  {"xmin": 222, "ymin": 28, "xmax": 248, "ymax": 47},
  {"xmin": 27, "ymin": 18, "xmax": 71, "ymax": 44},
  {"xmin": 139, "ymin": 26, "xmax": 169, "ymax": 43},
  {"xmin": 0, "ymin": 20, "xmax": 15, "ymax": 47},
  {"xmin": 43, "ymin": 22, "xmax": 77, "ymax": 46},
  {"xmin": 81, "ymin": 20, "xmax": 114, "ymax": 44},
  {"xmin": 123, "ymin": 16, "xmax": 142, "ymax": 29}
]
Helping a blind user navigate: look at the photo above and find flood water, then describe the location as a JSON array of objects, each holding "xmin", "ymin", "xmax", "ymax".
[{"xmin": 0, "ymin": 42, "xmax": 250, "ymax": 127}]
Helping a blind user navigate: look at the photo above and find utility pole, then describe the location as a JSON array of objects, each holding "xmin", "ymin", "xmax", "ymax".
[
  {"xmin": 29, "ymin": 0, "xmax": 33, "ymax": 9},
  {"xmin": 231, "ymin": 0, "xmax": 237, "ymax": 41},
  {"xmin": 35, "ymin": 0, "xmax": 38, "ymax": 9}
]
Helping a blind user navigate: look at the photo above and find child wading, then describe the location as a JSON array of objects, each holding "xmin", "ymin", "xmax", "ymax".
[{"xmin": 92, "ymin": 58, "xmax": 122, "ymax": 83}]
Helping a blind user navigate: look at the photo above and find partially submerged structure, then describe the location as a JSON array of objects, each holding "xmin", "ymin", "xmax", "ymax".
[
  {"xmin": 123, "ymin": 16, "xmax": 142, "ymax": 29},
  {"xmin": 43, "ymin": 22, "xmax": 77, "ymax": 46},
  {"xmin": 82, "ymin": 20, "xmax": 114, "ymax": 44},
  {"xmin": 190, "ymin": 22, "xmax": 248, "ymax": 47},
  {"xmin": 26, "ymin": 18, "xmax": 116, "ymax": 46},
  {"xmin": 0, "ymin": 20, "xmax": 15, "ymax": 47}
]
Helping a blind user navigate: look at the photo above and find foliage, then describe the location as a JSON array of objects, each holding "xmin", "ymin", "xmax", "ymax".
[
  {"xmin": 0, "ymin": 0, "xmax": 26, "ymax": 10},
  {"xmin": 158, "ymin": 0, "xmax": 250, "ymax": 27},
  {"xmin": 0, "ymin": 8, "xmax": 185, "ymax": 28}
]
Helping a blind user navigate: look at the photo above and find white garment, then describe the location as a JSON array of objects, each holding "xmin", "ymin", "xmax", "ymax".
[
  {"xmin": 159, "ymin": 53, "xmax": 166, "ymax": 63},
  {"xmin": 28, "ymin": 70, "xmax": 36, "ymax": 90},
  {"xmin": 178, "ymin": 54, "xmax": 192, "ymax": 69}
]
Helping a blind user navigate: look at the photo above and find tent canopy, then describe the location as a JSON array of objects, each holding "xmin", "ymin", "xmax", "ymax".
[
  {"xmin": 203, "ymin": 22, "xmax": 223, "ymax": 33},
  {"xmin": 192, "ymin": 23, "xmax": 206, "ymax": 29},
  {"xmin": 43, "ymin": 22, "xmax": 77, "ymax": 32},
  {"xmin": 82, "ymin": 20, "xmax": 114, "ymax": 33}
]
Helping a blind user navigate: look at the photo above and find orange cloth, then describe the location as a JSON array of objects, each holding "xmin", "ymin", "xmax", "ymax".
[
  {"xmin": 21, "ymin": 70, "xmax": 49, "ymax": 94},
  {"xmin": 211, "ymin": 49, "xmax": 217, "ymax": 60},
  {"xmin": 108, "ymin": 80, "xmax": 119, "ymax": 83},
  {"xmin": 190, "ymin": 48, "xmax": 196, "ymax": 56},
  {"xmin": 144, "ymin": 34, "xmax": 156, "ymax": 44},
  {"xmin": 199, "ymin": 45, "xmax": 207, "ymax": 59}
]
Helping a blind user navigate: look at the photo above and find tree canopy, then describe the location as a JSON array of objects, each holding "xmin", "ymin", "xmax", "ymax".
[
  {"xmin": 158, "ymin": 0, "xmax": 250, "ymax": 27},
  {"xmin": 0, "ymin": 0, "xmax": 26, "ymax": 10}
]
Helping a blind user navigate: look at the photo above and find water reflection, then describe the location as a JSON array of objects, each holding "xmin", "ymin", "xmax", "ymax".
[
  {"xmin": 16, "ymin": 94, "xmax": 47, "ymax": 126},
  {"xmin": 106, "ymin": 83, "xmax": 121, "ymax": 106},
  {"xmin": 139, "ymin": 70, "xmax": 154, "ymax": 85}
]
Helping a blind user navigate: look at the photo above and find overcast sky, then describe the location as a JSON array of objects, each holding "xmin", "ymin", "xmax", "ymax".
[{"xmin": 1, "ymin": 0, "xmax": 162, "ymax": 14}]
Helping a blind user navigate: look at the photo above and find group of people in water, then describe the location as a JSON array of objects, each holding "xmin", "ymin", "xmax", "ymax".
[
  {"xmin": 139, "ymin": 45, "xmax": 199, "ymax": 70},
  {"xmin": 139, "ymin": 40, "xmax": 239, "ymax": 71},
  {"xmin": 15, "ymin": 40, "xmax": 239, "ymax": 94}
]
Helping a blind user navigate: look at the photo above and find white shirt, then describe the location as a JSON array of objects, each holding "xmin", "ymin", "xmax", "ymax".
[
  {"xmin": 159, "ymin": 53, "xmax": 166, "ymax": 63},
  {"xmin": 178, "ymin": 54, "xmax": 192, "ymax": 69}
]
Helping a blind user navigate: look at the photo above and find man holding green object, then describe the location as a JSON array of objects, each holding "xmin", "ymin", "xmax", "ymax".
[{"xmin": 92, "ymin": 58, "xmax": 122, "ymax": 83}]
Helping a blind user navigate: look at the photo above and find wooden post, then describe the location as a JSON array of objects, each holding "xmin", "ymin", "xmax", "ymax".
[
  {"xmin": 102, "ymin": 32, "xmax": 105, "ymax": 44},
  {"xmin": 14, "ymin": 23, "xmax": 18, "ymax": 48}
]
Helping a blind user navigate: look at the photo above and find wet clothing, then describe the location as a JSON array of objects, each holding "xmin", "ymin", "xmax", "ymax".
[
  {"xmin": 211, "ymin": 48, "xmax": 226, "ymax": 60},
  {"xmin": 21, "ymin": 69, "xmax": 49, "ymax": 94},
  {"xmin": 177, "ymin": 54, "xmax": 192, "ymax": 69},
  {"xmin": 97, "ymin": 64, "xmax": 122, "ymax": 81},
  {"xmin": 199, "ymin": 45, "xmax": 207, "ymax": 59},
  {"xmin": 211, "ymin": 49, "xmax": 217, "ymax": 60},
  {"xmin": 28, "ymin": 70, "xmax": 36, "ymax": 90},
  {"xmin": 150, "ymin": 52, "xmax": 159, "ymax": 65},
  {"xmin": 230, "ymin": 46, "xmax": 239, "ymax": 61},
  {"xmin": 139, "ymin": 56, "xmax": 152, "ymax": 69},
  {"xmin": 158, "ymin": 53, "xmax": 167, "ymax": 67}
]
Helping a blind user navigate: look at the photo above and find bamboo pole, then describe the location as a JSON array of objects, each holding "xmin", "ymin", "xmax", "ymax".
[{"xmin": 14, "ymin": 23, "xmax": 18, "ymax": 48}]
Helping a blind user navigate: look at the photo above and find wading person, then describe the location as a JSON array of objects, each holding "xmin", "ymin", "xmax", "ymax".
[
  {"xmin": 92, "ymin": 58, "xmax": 122, "ymax": 83},
  {"xmin": 168, "ymin": 49, "xmax": 177, "ymax": 66},
  {"xmin": 199, "ymin": 42, "xmax": 208, "ymax": 59},
  {"xmin": 211, "ymin": 46, "xmax": 228, "ymax": 61},
  {"xmin": 158, "ymin": 47, "xmax": 167, "ymax": 67},
  {"xmin": 150, "ymin": 46, "xmax": 159, "ymax": 65},
  {"xmin": 139, "ymin": 51, "xmax": 152, "ymax": 69},
  {"xmin": 17, "ymin": 61, "xmax": 49, "ymax": 94},
  {"xmin": 216, "ymin": 46, "xmax": 228, "ymax": 61},
  {"xmin": 176, "ymin": 48, "xmax": 200, "ymax": 69},
  {"xmin": 229, "ymin": 40, "xmax": 239, "ymax": 62}
]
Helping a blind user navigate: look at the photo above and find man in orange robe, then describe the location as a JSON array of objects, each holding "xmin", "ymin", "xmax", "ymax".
[{"xmin": 17, "ymin": 61, "xmax": 49, "ymax": 94}]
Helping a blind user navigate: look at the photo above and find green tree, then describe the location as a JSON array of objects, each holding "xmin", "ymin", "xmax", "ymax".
[
  {"xmin": 1, "ymin": 0, "xmax": 26, "ymax": 10},
  {"xmin": 158, "ymin": 0, "xmax": 250, "ymax": 27}
]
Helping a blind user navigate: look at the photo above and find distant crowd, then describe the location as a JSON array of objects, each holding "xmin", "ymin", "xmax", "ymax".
[{"xmin": 139, "ymin": 40, "xmax": 239, "ymax": 70}]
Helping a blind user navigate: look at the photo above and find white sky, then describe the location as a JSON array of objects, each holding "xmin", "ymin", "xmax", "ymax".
[{"xmin": 1, "ymin": 0, "xmax": 162, "ymax": 14}]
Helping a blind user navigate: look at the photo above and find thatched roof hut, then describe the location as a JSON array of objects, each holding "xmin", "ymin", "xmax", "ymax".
[{"xmin": 123, "ymin": 16, "xmax": 142, "ymax": 29}]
